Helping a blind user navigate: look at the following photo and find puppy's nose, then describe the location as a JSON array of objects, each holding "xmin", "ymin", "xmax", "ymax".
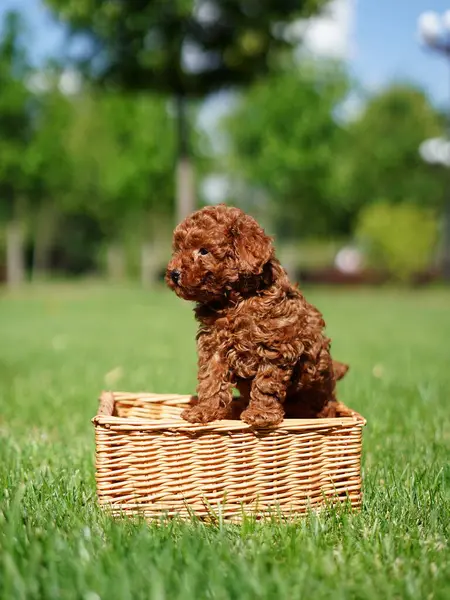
[{"xmin": 171, "ymin": 269, "xmax": 180, "ymax": 285}]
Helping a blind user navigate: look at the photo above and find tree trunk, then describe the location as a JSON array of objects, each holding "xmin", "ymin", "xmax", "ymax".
[
  {"xmin": 140, "ymin": 213, "xmax": 170, "ymax": 287},
  {"xmin": 6, "ymin": 220, "xmax": 26, "ymax": 288},
  {"xmin": 106, "ymin": 244, "xmax": 126, "ymax": 281},
  {"xmin": 32, "ymin": 202, "xmax": 58, "ymax": 282},
  {"xmin": 175, "ymin": 94, "xmax": 195, "ymax": 224},
  {"xmin": 140, "ymin": 241, "xmax": 159, "ymax": 288}
]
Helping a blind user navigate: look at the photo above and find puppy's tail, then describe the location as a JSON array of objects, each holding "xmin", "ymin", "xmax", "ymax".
[{"xmin": 333, "ymin": 360, "xmax": 349, "ymax": 381}]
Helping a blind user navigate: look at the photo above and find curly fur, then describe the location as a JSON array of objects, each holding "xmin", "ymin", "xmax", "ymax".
[{"xmin": 166, "ymin": 204, "xmax": 352, "ymax": 427}]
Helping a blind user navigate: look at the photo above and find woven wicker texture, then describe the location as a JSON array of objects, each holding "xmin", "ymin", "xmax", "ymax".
[{"xmin": 93, "ymin": 392, "xmax": 365, "ymax": 520}]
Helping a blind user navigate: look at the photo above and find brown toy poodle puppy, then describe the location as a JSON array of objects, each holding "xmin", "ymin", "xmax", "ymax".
[{"xmin": 166, "ymin": 204, "xmax": 352, "ymax": 427}]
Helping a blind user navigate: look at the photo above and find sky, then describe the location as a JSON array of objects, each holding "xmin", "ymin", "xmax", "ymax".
[{"xmin": 1, "ymin": 0, "xmax": 450, "ymax": 113}]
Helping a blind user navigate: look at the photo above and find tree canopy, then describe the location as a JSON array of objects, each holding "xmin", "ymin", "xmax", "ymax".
[
  {"xmin": 338, "ymin": 84, "xmax": 446, "ymax": 215},
  {"xmin": 0, "ymin": 11, "xmax": 32, "ymax": 220},
  {"xmin": 222, "ymin": 77, "xmax": 447, "ymax": 241},
  {"xmin": 66, "ymin": 91, "xmax": 175, "ymax": 238},
  {"xmin": 43, "ymin": 0, "xmax": 332, "ymax": 221},
  {"xmin": 44, "ymin": 0, "xmax": 329, "ymax": 96},
  {"xmin": 223, "ymin": 61, "xmax": 350, "ymax": 238}
]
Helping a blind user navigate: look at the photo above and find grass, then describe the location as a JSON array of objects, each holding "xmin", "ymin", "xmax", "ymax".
[{"xmin": 0, "ymin": 282, "xmax": 449, "ymax": 600}]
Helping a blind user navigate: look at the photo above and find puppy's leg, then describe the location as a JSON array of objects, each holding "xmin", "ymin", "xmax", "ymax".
[
  {"xmin": 293, "ymin": 346, "xmax": 345, "ymax": 418},
  {"xmin": 241, "ymin": 363, "xmax": 292, "ymax": 427},
  {"xmin": 181, "ymin": 353, "xmax": 232, "ymax": 423}
]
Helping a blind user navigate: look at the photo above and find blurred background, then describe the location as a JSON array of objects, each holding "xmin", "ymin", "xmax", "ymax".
[{"xmin": 1, "ymin": 0, "xmax": 450, "ymax": 288}]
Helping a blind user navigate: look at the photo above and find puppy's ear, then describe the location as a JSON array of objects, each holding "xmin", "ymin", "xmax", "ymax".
[{"xmin": 230, "ymin": 212, "xmax": 273, "ymax": 274}]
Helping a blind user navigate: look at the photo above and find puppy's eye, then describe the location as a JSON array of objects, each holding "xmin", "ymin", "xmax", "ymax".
[{"xmin": 198, "ymin": 248, "xmax": 209, "ymax": 256}]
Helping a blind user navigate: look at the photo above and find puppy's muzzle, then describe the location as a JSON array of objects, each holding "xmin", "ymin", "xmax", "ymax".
[{"xmin": 170, "ymin": 269, "xmax": 181, "ymax": 285}]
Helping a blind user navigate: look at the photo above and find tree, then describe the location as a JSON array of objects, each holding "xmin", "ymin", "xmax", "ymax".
[
  {"xmin": 222, "ymin": 61, "xmax": 349, "ymax": 238},
  {"xmin": 66, "ymin": 90, "xmax": 175, "ymax": 282},
  {"xmin": 337, "ymin": 84, "xmax": 449, "ymax": 277},
  {"xmin": 338, "ymin": 84, "xmax": 446, "ymax": 218},
  {"xmin": 0, "ymin": 11, "xmax": 32, "ymax": 286},
  {"xmin": 24, "ymin": 77, "xmax": 75, "ymax": 279},
  {"xmin": 44, "ymin": 0, "xmax": 331, "ymax": 224}
]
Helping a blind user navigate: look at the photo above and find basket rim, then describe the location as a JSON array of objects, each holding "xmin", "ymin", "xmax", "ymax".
[{"xmin": 92, "ymin": 391, "xmax": 367, "ymax": 431}]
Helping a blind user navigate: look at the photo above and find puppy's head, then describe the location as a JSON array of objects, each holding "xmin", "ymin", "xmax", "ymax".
[{"xmin": 166, "ymin": 204, "xmax": 274, "ymax": 302}]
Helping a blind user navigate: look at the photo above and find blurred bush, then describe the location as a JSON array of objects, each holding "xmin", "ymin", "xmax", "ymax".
[{"xmin": 356, "ymin": 202, "xmax": 438, "ymax": 283}]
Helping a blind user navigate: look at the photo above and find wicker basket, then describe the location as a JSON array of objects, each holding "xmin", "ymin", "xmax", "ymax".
[{"xmin": 93, "ymin": 391, "xmax": 366, "ymax": 521}]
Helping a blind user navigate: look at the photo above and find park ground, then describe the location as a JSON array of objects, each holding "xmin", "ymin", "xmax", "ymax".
[{"xmin": 0, "ymin": 283, "xmax": 449, "ymax": 599}]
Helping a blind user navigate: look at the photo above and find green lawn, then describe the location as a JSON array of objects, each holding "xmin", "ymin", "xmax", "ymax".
[{"xmin": 0, "ymin": 283, "xmax": 449, "ymax": 600}]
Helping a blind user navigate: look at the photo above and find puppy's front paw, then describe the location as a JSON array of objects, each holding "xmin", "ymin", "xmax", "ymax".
[
  {"xmin": 181, "ymin": 405, "xmax": 228, "ymax": 424},
  {"xmin": 241, "ymin": 407, "xmax": 284, "ymax": 428}
]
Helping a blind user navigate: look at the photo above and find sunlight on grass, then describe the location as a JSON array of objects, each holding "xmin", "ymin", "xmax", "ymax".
[{"xmin": 0, "ymin": 284, "xmax": 449, "ymax": 599}]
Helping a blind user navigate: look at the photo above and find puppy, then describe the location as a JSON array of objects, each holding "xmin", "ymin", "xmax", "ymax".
[{"xmin": 166, "ymin": 204, "xmax": 351, "ymax": 427}]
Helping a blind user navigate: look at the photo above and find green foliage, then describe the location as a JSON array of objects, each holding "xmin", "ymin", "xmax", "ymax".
[
  {"xmin": 24, "ymin": 80, "xmax": 75, "ymax": 202},
  {"xmin": 0, "ymin": 11, "xmax": 32, "ymax": 218},
  {"xmin": 1, "ymin": 8, "xmax": 448, "ymax": 278},
  {"xmin": 0, "ymin": 285, "xmax": 449, "ymax": 599},
  {"xmin": 44, "ymin": 0, "xmax": 329, "ymax": 96},
  {"xmin": 43, "ymin": 0, "xmax": 332, "ymax": 225},
  {"xmin": 223, "ymin": 61, "xmax": 349, "ymax": 238},
  {"xmin": 66, "ymin": 91, "xmax": 176, "ymax": 239},
  {"xmin": 339, "ymin": 85, "xmax": 446, "ymax": 218},
  {"xmin": 356, "ymin": 201, "xmax": 438, "ymax": 282}
]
